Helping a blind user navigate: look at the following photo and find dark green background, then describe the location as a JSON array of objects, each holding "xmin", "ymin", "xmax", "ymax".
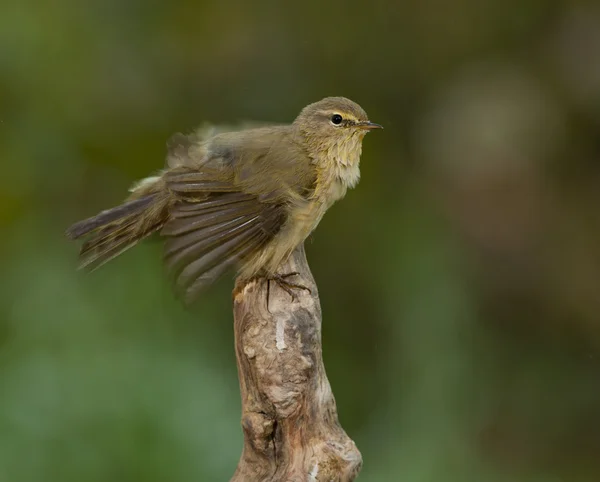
[{"xmin": 2, "ymin": 0, "xmax": 600, "ymax": 480}]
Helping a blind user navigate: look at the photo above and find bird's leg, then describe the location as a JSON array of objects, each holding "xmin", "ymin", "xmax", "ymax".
[{"xmin": 267, "ymin": 272, "xmax": 312, "ymax": 303}]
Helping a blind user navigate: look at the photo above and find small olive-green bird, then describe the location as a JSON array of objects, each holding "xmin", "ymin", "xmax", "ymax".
[{"xmin": 66, "ymin": 97, "xmax": 381, "ymax": 302}]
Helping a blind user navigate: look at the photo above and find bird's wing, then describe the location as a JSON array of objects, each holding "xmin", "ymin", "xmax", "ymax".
[
  {"xmin": 161, "ymin": 126, "xmax": 315, "ymax": 303},
  {"xmin": 162, "ymin": 172, "xmax": 285, "ymax": 303},
  {"xmin": 167, "ymin": 125, "xmax": 316, "ymax": 201}
]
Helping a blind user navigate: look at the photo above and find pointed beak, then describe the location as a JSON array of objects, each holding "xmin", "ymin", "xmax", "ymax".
[{"xmin": 357, "ymin": 121, "xmax": 383, "ymax": 130}]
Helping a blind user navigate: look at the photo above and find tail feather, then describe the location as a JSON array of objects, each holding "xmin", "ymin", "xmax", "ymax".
[
  {"xmin": 65, "ymin": 193, "xmax": 169, "ymax": 271},
  {"xmin": 79, "ymin": 219, "xmax": 165, "ymax": 271},
  {"xmin": 65, "ymin": 195, "xmax": 157, "ymax": 240}
]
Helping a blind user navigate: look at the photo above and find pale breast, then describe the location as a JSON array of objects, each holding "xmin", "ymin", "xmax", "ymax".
[
  {"xmin": 239, "ymin": 135, "xmax": 362, "ymax": 278},
  {"xmin": 240, "ymin": 198, "xmax": 326, "ymax": 277},
  {"xmin": 322, "ymin": 178, "xmax": 348, "ymax": 209}
]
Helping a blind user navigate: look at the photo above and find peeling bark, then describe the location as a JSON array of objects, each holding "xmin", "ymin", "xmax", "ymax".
[{"xmin": 231, "ymin": 245, "xmax": 362, "ymax": 482}]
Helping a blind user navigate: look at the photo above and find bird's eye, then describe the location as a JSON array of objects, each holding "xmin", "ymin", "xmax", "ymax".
[{"xmin": 330, "ymin": 114, "xmax": 343, "ymax": 125}]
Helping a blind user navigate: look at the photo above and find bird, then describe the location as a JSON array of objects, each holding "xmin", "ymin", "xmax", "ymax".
[{"xmin": 66, "ymin": 96, "xmax": 382, "ymax": 303}]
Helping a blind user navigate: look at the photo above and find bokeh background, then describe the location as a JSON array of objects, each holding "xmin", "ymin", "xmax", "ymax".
[{"xmin": 2, "ymin": 0, "xmax": 600, "ymax": 480}]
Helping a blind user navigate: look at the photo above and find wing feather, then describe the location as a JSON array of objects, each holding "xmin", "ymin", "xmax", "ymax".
[
  {"xmin": 162, "ymin": 169, "xmax": 287, "ymax": 302},
  {"xmin": 175, "ymin": 222, "xmax": 264, "ymax": 293},
  {"xmin": 165, "ymin": 215, "xmax": 261, "ymax": 274},
  {"xmin": 169, "ymin": 180, "xmax": 236, "ymax": 193},
  {"xmin": 182, "ymin": 233, "xmax": 265, "ymax": 304},
  {"xmin": 164, "ymin": 216, "xmax": 252, "ymax": 258},
  {"xmin": 170, "ymin": 192, "xmax": 256, "ymax": 217},
  {"xmin": 162, "ymin": 202, "xmax": 261, "ymax": 236}
]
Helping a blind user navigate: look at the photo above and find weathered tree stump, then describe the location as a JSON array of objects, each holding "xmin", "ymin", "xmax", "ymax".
[{"xmin": 231, "ymin": 245, "xmax": 362, "ymax": 481}]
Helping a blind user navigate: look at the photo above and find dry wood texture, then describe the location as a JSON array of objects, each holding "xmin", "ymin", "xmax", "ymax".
[{"xmin": 231, "ymin": 245, "xmax": 362, "ymax": 481}]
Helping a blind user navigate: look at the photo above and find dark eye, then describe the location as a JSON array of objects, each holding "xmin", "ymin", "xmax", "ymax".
[{"xmin": 330, "ymin": 114, "xmax": 343, "ymax": 125}]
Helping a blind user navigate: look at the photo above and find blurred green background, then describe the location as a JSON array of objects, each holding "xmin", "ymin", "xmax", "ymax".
[{"xmin": 2, "ymin": 0, "xmax": 600, "ymax": 480}]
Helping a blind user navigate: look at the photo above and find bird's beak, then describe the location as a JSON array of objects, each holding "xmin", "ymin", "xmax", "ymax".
[{"xmin": 357, "ymin": 121, "xmax": 383, "ymax": 130}]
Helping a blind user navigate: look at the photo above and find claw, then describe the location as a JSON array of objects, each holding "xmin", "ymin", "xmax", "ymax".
[{"xmin": 267, "ymin": 272, "xmax": 311, "ymax": 305}]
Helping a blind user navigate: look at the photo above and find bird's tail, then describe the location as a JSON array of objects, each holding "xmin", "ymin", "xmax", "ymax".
[{"xmin": 65, "ymin": 189, "xmax": 170, "ymax": 271}]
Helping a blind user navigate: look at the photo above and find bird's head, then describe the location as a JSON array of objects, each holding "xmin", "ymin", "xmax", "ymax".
[
  {"xmin": 294, "ymin": 97, "xmax": 382, "ymax": 165},
  {"xmin": 294, "ymin": 97, "xmax": 382, "ymax": 144}
]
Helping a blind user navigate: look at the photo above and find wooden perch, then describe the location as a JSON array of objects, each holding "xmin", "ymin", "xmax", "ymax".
[{"xmin": 231, "ymin": 245, "xmax": 362, "ymax": 482}]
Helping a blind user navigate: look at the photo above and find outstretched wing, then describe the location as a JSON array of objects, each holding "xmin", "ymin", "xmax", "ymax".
[
  {"xmin": 166, "ymin": 125, "xmax": 316, "ymax": 200},
  {"xmin": 161, "ymin": 169, "xmax": 286, "ymax": 304},
  {"xmin": 161, "ymin": 125, "xmax": 316, "ymax": 303}
]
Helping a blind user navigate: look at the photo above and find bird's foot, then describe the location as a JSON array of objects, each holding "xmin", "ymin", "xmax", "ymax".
[{"xmin": 267, "ymin": 272, "xmax": 312, "ymax": 302}]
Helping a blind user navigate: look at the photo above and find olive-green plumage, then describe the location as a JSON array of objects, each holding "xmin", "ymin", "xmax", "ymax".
[{"xmin": 66, "ymin": 97, "xmax": 381, "ymax": 303}]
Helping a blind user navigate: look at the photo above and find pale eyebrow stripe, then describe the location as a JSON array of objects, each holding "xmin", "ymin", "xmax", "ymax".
[{"xmin": 318, "ymin": 110, "xmax": 359, "ymax": 122}]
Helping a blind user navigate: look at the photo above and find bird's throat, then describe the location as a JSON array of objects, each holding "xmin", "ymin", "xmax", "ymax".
[{"xmin": 328, "ymin": 136, "xmax": 362, "ymax": 189}]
